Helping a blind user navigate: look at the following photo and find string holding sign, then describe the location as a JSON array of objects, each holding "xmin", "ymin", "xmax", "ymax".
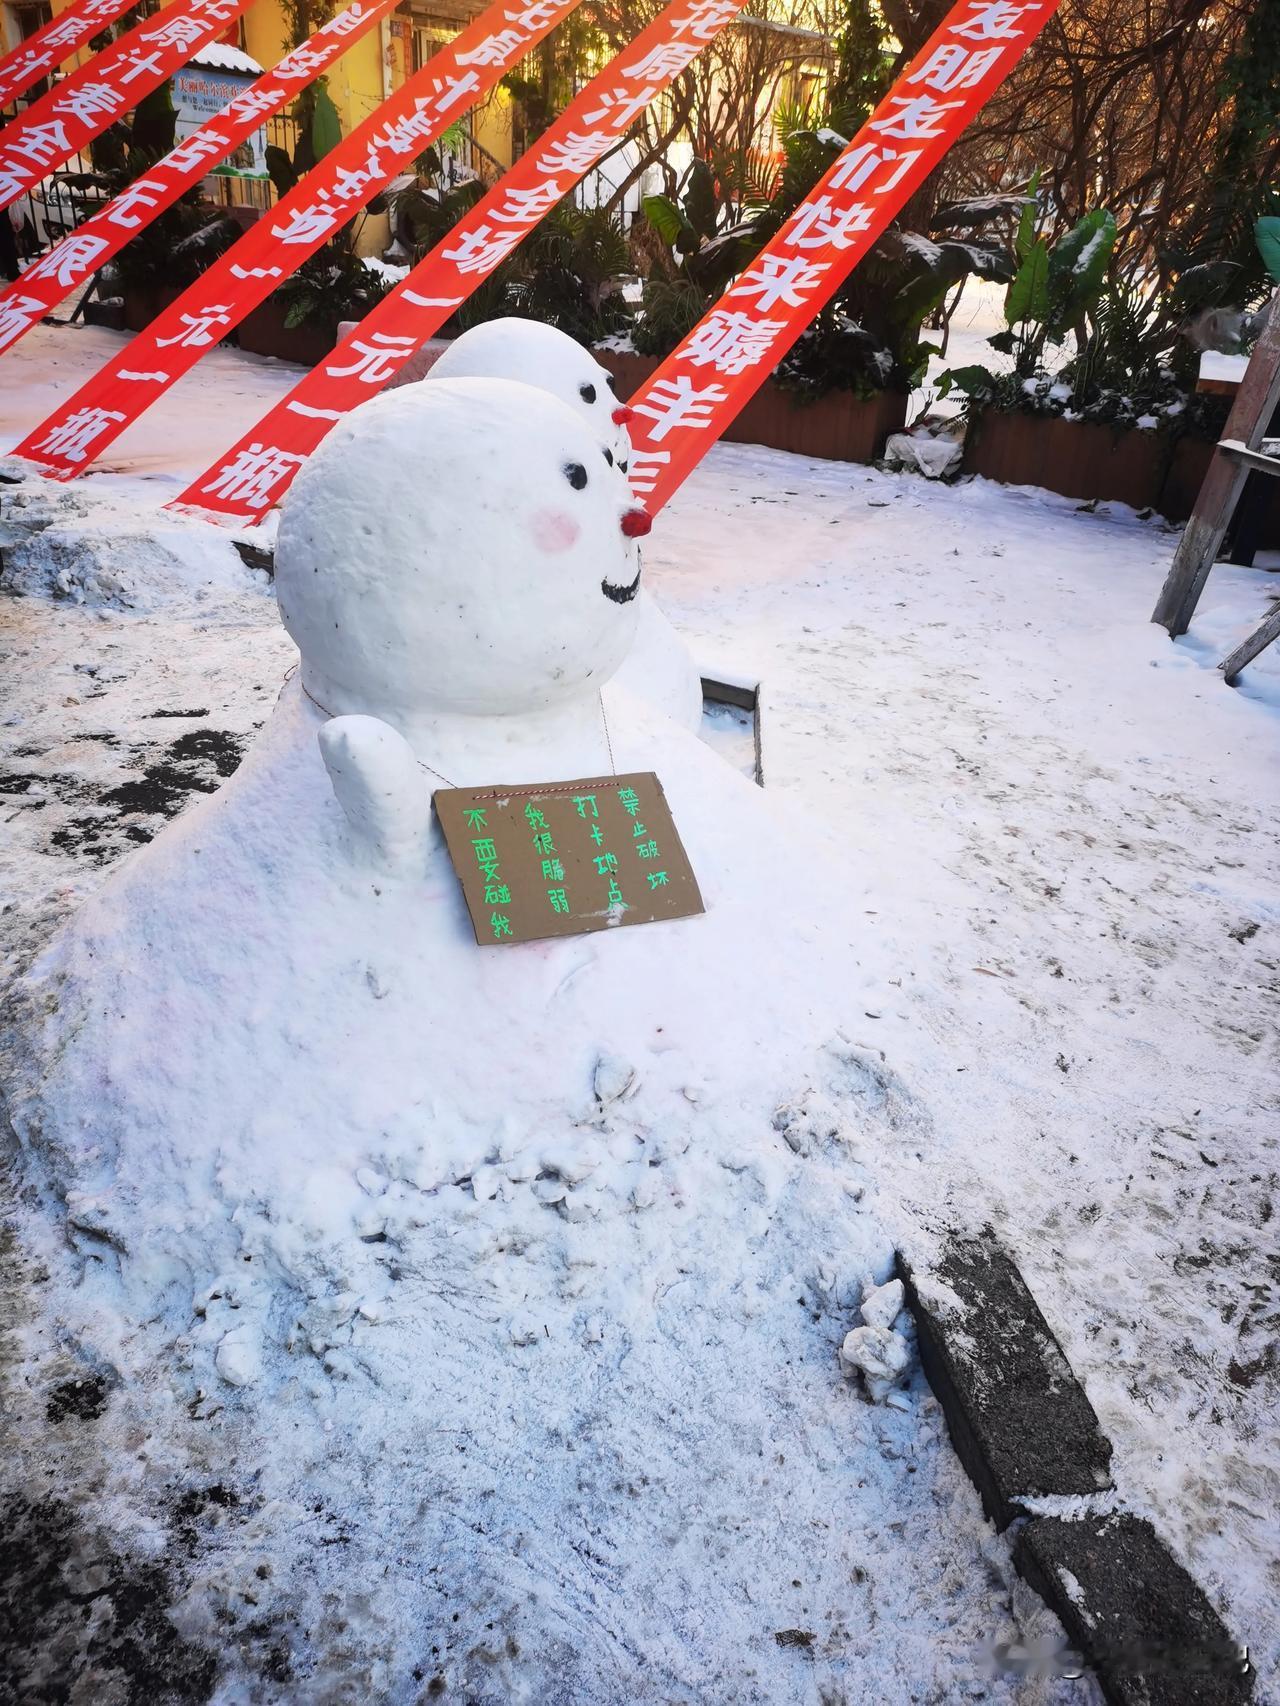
[
  {"xmin": 0, "ymin": 0, "xmax": 401, "ymax": 358},
  {"xmin": 622, "ymin": 0, "xmax": 1061, "ymax": 514},
  {"xmin": 0, "ymin": 0, "xmax": 257, "ymax": 213},
  {"xmin": 174, "ymin": 0, "xmax": 748, "ymax": 524},
  {"xmin": 0, "ymin": 0, "xmax": 141, "ymax": 114},
  {"xmin": 10, "ymin": 0, "xmax": 585, "ymax": 481}
]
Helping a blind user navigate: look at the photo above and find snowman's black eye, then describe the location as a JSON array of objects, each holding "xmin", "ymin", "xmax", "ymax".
[
  {"xmin": 618, "ymin": 459, "xmax": 628, "ymax": 474},
  {"xmin": 579, "ymin": 383, "xmax": 597, "ymax": 405},
  {"xmin": 605, "ymin": 373, "xmax": 619, "ymax": 396},
  {"xmin": 564, "ymin": 462, "xmax": 588, "ymax": 489},
  {"xmin": 602, "ymin": 448, "xmax": 614, "ymax": 467}
]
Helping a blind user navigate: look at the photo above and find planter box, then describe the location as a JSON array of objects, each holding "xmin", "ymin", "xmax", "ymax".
[
  {"xmin": 121, "ymin": 284, "xmax": 183, "ymax": 332},
  {"xmin": 236, "ymin": 299, "xmax": 337, "ymax": 367},
  {"xmin": 595, "ymin": 349, "xmax": 907, "ymax": 465},
  {"xmin": 962, "ymin": 408, "xmax": 1280, "ymax": 543}
]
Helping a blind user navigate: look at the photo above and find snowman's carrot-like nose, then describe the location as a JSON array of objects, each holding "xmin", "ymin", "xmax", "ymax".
[
  {"xmin": 612, "ymin": 406, "xmax": 635, "ymax": 425},
  {"xmin": 621, "ymin": 508, "xmax": 652, "ymax": 538}
]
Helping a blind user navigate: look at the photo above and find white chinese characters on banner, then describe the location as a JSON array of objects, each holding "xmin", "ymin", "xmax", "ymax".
[
  {"xmin": 170, "ymin": 0, "xmax": 1056, "ymax": 527},
  {"xmin": 0, "ymin": 0, "xmax": 135, "ymax": 109},
  {"xmin": 618, "ymin": 0, "xmax": 1059, "ymax": 514},
  {"xmin": 14, "ymin": 0, "xmax": 584, "ymax": 478},
  {"xmin": 202, "ymin": 443, "xmax": 309, "ymax": 509},
  {"xmin": 173, "ymin": 0, "xmax": 757, "ymax": 523},
  {"xmin": 0, "ymin": 0, "xmax": 401, "ymax": 360},
  {"xmin": 0, "ymin": 0, "xmax": 257, "ymax": 211}
]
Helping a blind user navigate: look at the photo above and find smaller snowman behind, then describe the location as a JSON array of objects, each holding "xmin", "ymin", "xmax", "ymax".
[
  {"xmin": 429, "ymin": 316, "xmax": 633, "ymax": 464},
  {"xmin": 427, "ymin": 317, "xmax": 704, "ymax": 731}
]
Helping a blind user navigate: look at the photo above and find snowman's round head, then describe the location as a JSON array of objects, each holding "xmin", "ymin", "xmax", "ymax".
[
  {"xmin": 428, "ymin": 317, "xmax": 633, "ymax": 466},
  {"xmin": 275, "ymin": 377, "xmax": 645, "ymax": 724}
]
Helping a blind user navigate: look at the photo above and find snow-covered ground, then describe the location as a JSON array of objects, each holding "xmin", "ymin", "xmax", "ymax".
[{"xmin": 1, "ymin": 319, "xmax": 1278, "ymax": 1700}]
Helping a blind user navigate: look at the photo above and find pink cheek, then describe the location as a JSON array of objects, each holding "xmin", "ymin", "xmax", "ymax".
[{"xmin": 531, "ymin": 509, "xmax": 581, "ymax": 553}]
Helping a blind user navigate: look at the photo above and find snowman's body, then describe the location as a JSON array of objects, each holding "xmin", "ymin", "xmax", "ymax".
[
  {"xmin": 2, "ymin": 378, "xmax": 918, "ymax": 1702},
  {"xmin": 424, "ymin": 318, "xmax": 705, "ymax": 731}
]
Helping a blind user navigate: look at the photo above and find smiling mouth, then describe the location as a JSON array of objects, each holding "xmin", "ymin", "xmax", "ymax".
[{"xmin": 601, "ymin": 568, "xmax": 641, "ymax": 605}]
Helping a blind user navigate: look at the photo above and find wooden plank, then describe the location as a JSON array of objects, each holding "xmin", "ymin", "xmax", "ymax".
[
  {"xmin": 1217, "ymin": 439, "xmax": 1280, "ymax": 477},
  {"xmin": 1219, "ymin": 603, "xmax": 1280, "ymax": 685},
  {"xmin": 1152, "ymin": 290, "xmax": 1280, "ymax": 635}
]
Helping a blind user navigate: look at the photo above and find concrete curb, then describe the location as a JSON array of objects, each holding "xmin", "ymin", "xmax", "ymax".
[{"xmin": 899, "ymin": 1233, "xmax": 1254, "ymax": 1704}]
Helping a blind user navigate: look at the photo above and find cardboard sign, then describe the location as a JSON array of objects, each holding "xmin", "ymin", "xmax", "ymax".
[{"xmin": 434, "ymin": 772, "xmax": 704, "ymax": 947}]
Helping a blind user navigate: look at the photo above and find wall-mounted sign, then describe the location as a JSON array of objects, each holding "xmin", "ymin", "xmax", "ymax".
[
  {"xmin": 172, "ymin": 63, "xmax": 268, "ymax": 179},
  {"xmin": 434, "ymin": 772, "xmax": 704, "ymax": 947}
]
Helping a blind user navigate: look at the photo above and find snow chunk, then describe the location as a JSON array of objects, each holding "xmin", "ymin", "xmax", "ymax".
[
  {"xmin": 215, "ymin": 1325, "xmax": 262, "ymax": 1388},
  {"xmin": 593, "ymin": 1052, "xmax": 638, "ymax": 1108},
  {"xmin": 840, "ymin": 1324, "xmax": 911, "ymax": 1402},
  {"xmin": 860, "ymin": 1277, "xmax": 905, "ymax": 1331}
]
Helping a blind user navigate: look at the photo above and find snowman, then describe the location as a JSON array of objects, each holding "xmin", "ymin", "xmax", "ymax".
[
  {"xmin": 425, "ymin": 316, "xmax": 705, "ymax": 732},
  {"xmin": 2, "ymin": 376, "xmax": 927, "ymax": 1702}
]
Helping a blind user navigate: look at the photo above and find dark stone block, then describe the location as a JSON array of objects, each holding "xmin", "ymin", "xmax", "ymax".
[
  {"xmin": 899, "ymin": 1235, "xmax": 1112, "ymax": 1529},
  {"xmin": 233, "ymin": 540, "xmax": 275, "ymax": 577},
  {"xmin": 1014, "ymin": 1514, "xmax": 1254, "ymax": 1704}
]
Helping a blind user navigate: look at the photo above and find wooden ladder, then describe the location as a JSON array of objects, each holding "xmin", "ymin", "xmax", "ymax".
[{"xmin": 1151, "ymin": 287, "xmax": 1280, "ymax": 683}]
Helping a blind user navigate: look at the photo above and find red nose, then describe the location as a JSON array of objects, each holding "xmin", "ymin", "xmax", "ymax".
[
  {"xmin": 612, "ymin": 406, "xmax": 635, "ymax": 425},
  {"xmin": 621, "ymin": 508, "xmax": 652, "ymax": 538}
]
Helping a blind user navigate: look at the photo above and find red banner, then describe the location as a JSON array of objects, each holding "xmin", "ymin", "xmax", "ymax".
[
  {"xmin": 0, "ymin": 0, "xmax": 139, "ymax": 112},
  {"xmin": 13, "ymin": 0, "xmax": 583, "ymax": 478},
  {"xmin": 624, "ymin": 0, "xmax": 1060, "ymax": 513},
  {"xmin": 176, "ymin": 0, "xmax": 746, "ymax": 522},
  {"xmin": 0, "ymin": 0, "xmax": 399, "ymax": 356},
  {"xmin": 0, "ymin": 0, "xmax": 255, "ymax": 213}
]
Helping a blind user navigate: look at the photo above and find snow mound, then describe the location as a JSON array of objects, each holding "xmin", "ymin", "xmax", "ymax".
[
  {"xmin": 0, "ymin": 477, "xmax": 267, "ymax": 611},
  {"xmin": 0, "ymin": 376, "xmax": 957, "ymax": 1693}
]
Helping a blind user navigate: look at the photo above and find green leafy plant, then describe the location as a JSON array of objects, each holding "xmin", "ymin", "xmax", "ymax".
[
  {"xmin": 264, "ymin": 80, "xmax": 343, "ymax": 199},
  {"xmin": 1255, "ymin": 212, "xmax": 1280, "ymax": 284},
  {"xmin": 639, "ymin": 158, "xmax": 762, "ymax": 293},
  {"xmin": 385, "ymin": 135, "xmax": 487, "ymax": 263},
  {"xmin": 939, "ymin": 177, "xmax": 1122, "ymax": 411},
  {"xmin": 112, "ymin": 193, "xmax": 241, "ymax": 297},
  {"xmin": 453, "ymin": 201, "xmax": 632, "ymax": 345},
  {"xmin": 979, "ymin": 175, "xmax": 1119, "ymax": 376},
  {"xmin": 271, "ymin": 243, "xmax": 392, "ymax": 333},
  {"xmin": 632, "ymin": 125, "xmax": 1015, "ymax": 395}
]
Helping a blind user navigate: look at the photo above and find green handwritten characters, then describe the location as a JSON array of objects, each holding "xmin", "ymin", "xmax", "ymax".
[
  {"xmin": 472, "ymin": 835, "xmax": 506, "ymax": 895},
  {"xmin": 524, "ymin": 803, "xmax": 548, "ymax": 830},
  {"xmin": 547, "ymin": 888, "xmax": 570, "ymax": 915},
  {"xmin": 607, "ymin": 878, "xmax": 626, "ymax": 908},
  {"xmin": 573, "ymin": 794, "xmax": 599, "ymax": 819},
  {"xmin": 618, "ymin": 787, "xmax": 640, "ymax": 817},
  {"xmin": 589, "ymin": 824, "xmax": 604, "ymax": 847},
  {"xmin": 593, "ymin": 852, "xmax": 618, "ymax": 876},
  {"xmin": 541, "ymin": 858, "xmax": 565, "ymax": 882},
  {"xmin": 532, "ymin": 831, "xmax": 556, "ymax": 857},
  {"xmin": 635, "ymin": 840, "xmax": 659, "ymax": 859},
  {"xmin": 647, "ymin": 871, "xmax": 670, "ymax": 890},
  {"xmin": 491, "ymin": 912, "xmax": 513, "ymax": 939},
  {"xmin": 465, "ymin": 807, "xmax": 488, "ymax": 830}
]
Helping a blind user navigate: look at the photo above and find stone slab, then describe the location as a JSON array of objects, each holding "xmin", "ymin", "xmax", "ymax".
[
  {"xmin": 899, "ymin": 1235, "xmax": 1113, "ymax": 1529},
  {"xmin": 1014, "ymin": 1514, "xmax": 1254, "ymax": 1704}
]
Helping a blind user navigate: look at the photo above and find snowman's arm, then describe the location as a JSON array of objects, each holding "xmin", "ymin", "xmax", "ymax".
[{"xmin": 318, "ymin": 715, "xmax": 431, "ymax": 875}]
